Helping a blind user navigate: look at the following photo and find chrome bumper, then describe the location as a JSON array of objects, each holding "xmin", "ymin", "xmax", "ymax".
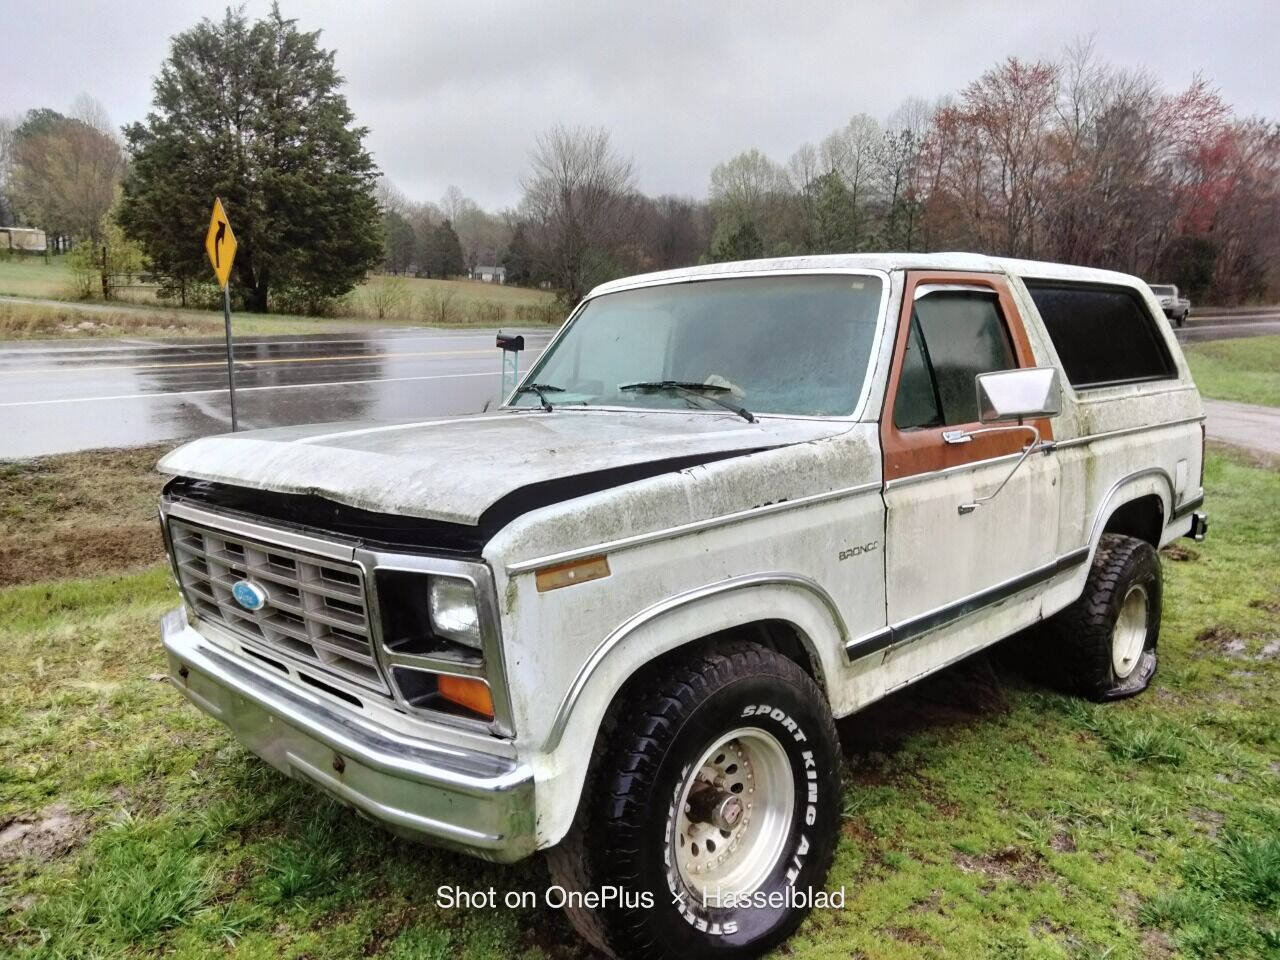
[{"xmin": 162, "ymin": 607, "xmax": 536, "ymax": 862}]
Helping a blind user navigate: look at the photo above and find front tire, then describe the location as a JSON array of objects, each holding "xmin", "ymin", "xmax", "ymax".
[
  {"xmin": 547, "ymin": 642, "xmax": 842, "ymax": 959},
  {"xmin": 1044, "ymin": 533, "xmax": 1162, "ymax": 701}
]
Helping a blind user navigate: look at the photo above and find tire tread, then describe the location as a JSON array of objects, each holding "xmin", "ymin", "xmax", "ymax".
[
  {"xmin": 546, "ymin": 641, "xmax": 838, "ymax": 959},
  {"xmin": 1043, "ymin": 533, "xmax": 1161, "ymax": 701}
]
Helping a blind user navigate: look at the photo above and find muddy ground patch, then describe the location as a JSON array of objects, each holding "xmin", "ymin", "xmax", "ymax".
[
  {"xmin": 0, "ymin": 445, "xmax": 169, "ymax": 586},
  {"xmin": 0, "ymin": 804, "xmax": 90, "ymax": 865}
]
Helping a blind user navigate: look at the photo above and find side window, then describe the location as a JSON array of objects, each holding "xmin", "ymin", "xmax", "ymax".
[
  {"xmin": 1024, "ymin": 282, "xmax": 1176, "ymax": 388},
  {"xmin": 894, "ymin": 289, "xmax": 1017, "ymax": 429},
  {"xmin": 893, "ymin": 315, "xmax": 942, "ymax": 429}
]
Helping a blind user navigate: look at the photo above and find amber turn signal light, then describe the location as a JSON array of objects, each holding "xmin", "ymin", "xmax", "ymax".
[
  {"xmin": 437, "ymin": 674, "xmax": 494, "ymax": 719},
  {"xmin": 535, "ymin": 554, "xmax": 611, "ymax": 592}
]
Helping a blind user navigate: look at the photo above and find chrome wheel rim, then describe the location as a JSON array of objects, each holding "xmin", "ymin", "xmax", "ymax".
[
  {"xmin": 1112, "ymin": 584, "xmax": 1149, "ymax": 679},
  {"xmin": 671, "ymin": 727, "xmax": 794, "ymax": 902}
]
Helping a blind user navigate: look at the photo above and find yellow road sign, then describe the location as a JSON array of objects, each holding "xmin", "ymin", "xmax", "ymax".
[{"xmin": 204, "ymin": 197, "xmax": 237, "ymax": 289}]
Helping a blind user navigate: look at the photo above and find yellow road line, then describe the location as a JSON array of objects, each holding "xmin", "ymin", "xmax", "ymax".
[{"xmin": 0, "ymin": 347, "xmax": 495, "ymax": 376}]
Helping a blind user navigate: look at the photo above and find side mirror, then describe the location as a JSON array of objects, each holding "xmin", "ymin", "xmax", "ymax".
[
  {"xmin": 943, "ymin": 367, "xmax": 1061, "ymax": 516},
  {"xmin": 976, "ymin": 367, "xmax": 1060, "ymax": 423}
]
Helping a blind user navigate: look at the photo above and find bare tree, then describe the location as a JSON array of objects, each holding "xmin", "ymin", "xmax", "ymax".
[
  {"xmin": 708, "ymin": 148, "xmax": 786, "ymax": 222},
  {"xmin": 10, "ymin": 98, "xmax": 125, "ymax": 243},
  {"xmin": 376, "ymin": 176, "xmax": 409, "ymax": 215},
  {"xmin": 645, "ymin": 195, "xmax": 710, "ymax": 270},
  {"xmin": 923, "ymin": 58, "xmax": 1058, "ymax": 256},
  {"xmin": 520, "ymin": 124, "xmax": 636, "ymax": 302},
  {"xmin": 821, "ymin": 115, "xmax": 880, "ymax": 190},
  {"xmin": 433, "ymin": 185, "xmax": 508, "ymax": 270},
  {"xmin": 874, "ymin": 100, "xmax": 934, "ymax": 250},
  {"xmin": 366, "ymin": 276, "xmax": 408, "ymax": 319},
  {"xmin": 440, "ymin": 185, "xmax": 477, "ymax": 223},
  {"xmin": 455, "ymin": 204, "xmax": 510, "ymax": 272},
  {"xmin": 886, "ymin": 97, "xmax": 936, "ymax": 141},
  {"xmin": 708, "ymin": 148, "xmax": 803, "ymax": 254},
  {"xmin": 0, "ymin": 114, "xmax": 15, "ymax": 226},
  {"xmin": 0, "ymin": 115, "xmax": 13, "ymax": 171},
  {"xmin": 786, "ymin": 143, "xmax": 821, "ymax": 250},
  {"xmin": 70, "ymin": 94, "xmax": 112, "ymax": 134}
]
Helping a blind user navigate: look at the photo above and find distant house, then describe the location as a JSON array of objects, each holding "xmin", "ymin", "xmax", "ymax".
[
  {"xmin": 0, "ymin": 226, "xmax": 47, "ymax": 254},
  {"xmin": 470, "ymin": 264, "xmax": 506, "ymax": 284}
]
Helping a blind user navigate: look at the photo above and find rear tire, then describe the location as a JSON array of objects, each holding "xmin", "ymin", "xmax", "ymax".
[
  {"xmin": 547, "ymin": 642, "xmax": 841, "ymax": 959},
  {"xmin": 1043, "ymin": 533, "xmax": 1162, "ymax": 701}
]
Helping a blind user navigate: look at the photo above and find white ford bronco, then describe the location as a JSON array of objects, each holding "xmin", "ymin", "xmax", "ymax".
[{"xmin": 158, "ymin": 253, "xmax": 1209, "ymax": 958}]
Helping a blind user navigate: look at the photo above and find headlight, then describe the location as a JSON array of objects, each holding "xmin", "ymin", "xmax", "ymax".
[{"xmin": 428, "ymin": 577, "xmax": 482, "ymax": 649}]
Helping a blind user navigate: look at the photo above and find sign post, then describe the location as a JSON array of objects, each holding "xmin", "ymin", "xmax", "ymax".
[{"xmin": 204, "ymin": 197, "xmax": 239, "ymax": 430}]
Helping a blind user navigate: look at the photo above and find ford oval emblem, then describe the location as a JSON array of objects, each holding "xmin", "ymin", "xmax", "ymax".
[{"xmin": 231, "ymin": 579, "xmax": 268, "ymax": 611}]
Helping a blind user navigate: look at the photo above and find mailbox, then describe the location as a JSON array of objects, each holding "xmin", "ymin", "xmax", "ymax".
[{"xmin": 496, "ymin": 333, "xmax": 525, "ymax": 352}]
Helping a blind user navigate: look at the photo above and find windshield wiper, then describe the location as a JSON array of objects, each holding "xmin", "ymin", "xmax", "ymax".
[
  {"xmin": 618, "ymin": 380, "xmax": 756, "ymax": 423},
  {"xmin": 514, "ymin": 382, "xmax": 564, "ymax": 412}
]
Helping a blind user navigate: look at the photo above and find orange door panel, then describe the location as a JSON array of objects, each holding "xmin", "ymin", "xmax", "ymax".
[{"xmin": 879, "ymin": 271, "xmax": 1053, "ymax": 481}]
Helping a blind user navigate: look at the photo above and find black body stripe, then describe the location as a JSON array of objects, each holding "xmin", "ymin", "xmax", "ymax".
[
  {"xmin": 1171, "ymin": 494, "xmax": 1205, "ymax": 521},
  {"xmin": 845, "ymin": 547, "xmax": 1090, "ymax": 662}
]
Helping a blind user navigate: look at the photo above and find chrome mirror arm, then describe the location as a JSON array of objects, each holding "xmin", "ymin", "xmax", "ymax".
[{"xmin": 942, "ymin": 423, "xmax": 1048, "ymax": 515}]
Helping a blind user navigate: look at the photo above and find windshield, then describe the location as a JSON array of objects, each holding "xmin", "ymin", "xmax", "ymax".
[
  {"xmin": 1149, "ymin": 285, "xmax": 1176, "ymax": 297},
  {"xmin": 511, "ymin": 274, "xmax": 885, "ymax": 417}
]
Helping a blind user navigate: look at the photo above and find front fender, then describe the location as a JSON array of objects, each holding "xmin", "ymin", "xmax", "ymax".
[{"xmin": 531, "ymin": 575, "xmax": 850, "ymax": 848}]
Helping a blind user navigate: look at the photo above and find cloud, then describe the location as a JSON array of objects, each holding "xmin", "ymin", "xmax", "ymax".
[{"xmin": 3, "ymin": 0, "xmax": 1277, "ymax": 209}]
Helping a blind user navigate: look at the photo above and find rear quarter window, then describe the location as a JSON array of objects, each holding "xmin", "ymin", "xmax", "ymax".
[{"xmin": 1023, "ymin": 281, "xmax": 1177, "ymax": 389}]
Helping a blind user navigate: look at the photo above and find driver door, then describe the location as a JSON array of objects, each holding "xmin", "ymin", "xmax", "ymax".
[{"xmin": 878, "ymin": 271, "xmax": 1061, "ymax": 654}]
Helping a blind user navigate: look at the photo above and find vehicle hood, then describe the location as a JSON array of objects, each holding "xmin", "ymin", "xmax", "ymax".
[{"xmin": 157, "ymin": 410, "xmax": 852, "ymax": 526}]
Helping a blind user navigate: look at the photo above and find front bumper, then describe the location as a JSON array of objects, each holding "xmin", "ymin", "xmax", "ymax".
[{"xmin": 162, "ymin": 607, "xmax": 537, "ymax": 862}]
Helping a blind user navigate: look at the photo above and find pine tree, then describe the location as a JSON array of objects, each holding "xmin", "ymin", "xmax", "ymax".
[
  {"xmin": 382, "ymin": 210, "xmax": 415, "ymax": 274},
  {"xmin": 119, "ymin": 5, "xmax": 382, "ymax": 311},
  {"xmin": 710, "ymin": 215, "xmax": 763, "ymax": 262},
  {"xmin": 502, "ymin": 222, "xmax": 535, "ymax": 285},
  {"xmin": 434, "ymin": 219, "xmax": 465, "ymax": 278},
  {"xmin": 812, "ymin": 172, "xmax": 857, "ymax": 253}
]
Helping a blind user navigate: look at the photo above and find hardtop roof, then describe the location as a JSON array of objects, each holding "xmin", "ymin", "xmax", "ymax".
[{"xmin": 588, "ymin": 252, "xmax": 1146, "ymax": 298}]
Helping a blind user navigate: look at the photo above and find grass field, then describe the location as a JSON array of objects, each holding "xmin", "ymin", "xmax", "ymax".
[
  {"xmin": 1, "ymin": 450, "xmax": 1277, "ymax": 959},
  {"xmin": 0, "ymin": 259, "xmax": 72, "ymax": 299},
  {"xmin": 1184, "ymin": 335, "xmax": 1280, "ymax": 408},
  {"xmin": 0, "ymin": 257, "xmax": 559, "ymax": 340}
]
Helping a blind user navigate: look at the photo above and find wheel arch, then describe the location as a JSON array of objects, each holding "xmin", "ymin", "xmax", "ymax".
[
  {"xmin": 1086, "ymin": 467, "xmax": 1174, "ymax": 560},
  {"xmin": 535, "ymin": 575, "xmax": 849, "ymax": 849},
  {"xmin": 1101, "ymin": 493, "xmax": 1165, "ymax": 548}
]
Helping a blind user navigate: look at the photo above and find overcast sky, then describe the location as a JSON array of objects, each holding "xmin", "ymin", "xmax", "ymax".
[{"xmin": 3, "ymin": 0, "xmax": 1277, "ymax": 209}]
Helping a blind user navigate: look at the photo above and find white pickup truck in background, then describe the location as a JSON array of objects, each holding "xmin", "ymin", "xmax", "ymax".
[
  {"xmin": 158, "ymin": 253, "xmax": 1208, "ymax": 959},
  {"xmin": 1149, "ymin": 283, "xmax": 1192, "ymax": 326}
]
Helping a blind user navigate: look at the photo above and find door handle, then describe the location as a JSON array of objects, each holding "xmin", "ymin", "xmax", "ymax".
[{"xmin": 945, "ymin": 424, "xmax": 1048, "ymax": 515}]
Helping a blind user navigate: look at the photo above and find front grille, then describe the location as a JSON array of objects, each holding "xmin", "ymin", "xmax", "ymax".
[{"xmin": 168, "ymin": 518, "xmax": 387, "ymax": 694}]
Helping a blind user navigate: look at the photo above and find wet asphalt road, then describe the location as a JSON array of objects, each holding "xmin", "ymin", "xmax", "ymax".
[
  {"xmin": 1174, "ymin": 311, "xmax": 1280, "ymax": 342},
  {"xmin": 0, "ymin": 328, "xmax": 551, "ymax": 459},
  {"xmin": 0, "ymin": 309, "xmax": 1275, "ymax": 460},
  {"xmin": 1202, "ymin": 399, "xmax": 1280, "ymax": 457}
]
